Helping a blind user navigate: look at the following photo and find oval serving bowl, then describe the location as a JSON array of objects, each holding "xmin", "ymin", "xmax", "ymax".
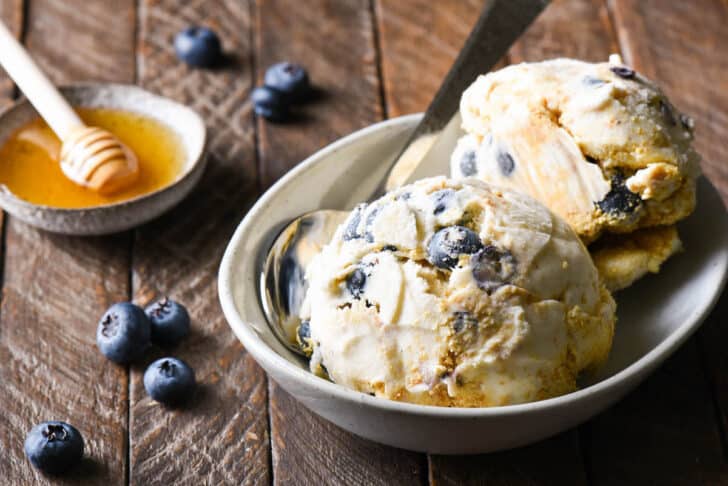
[
  {"xmin": 218, "ymin": 114, "xmax": 728, "ymax": 454},
  {"xmin": 0, "ymin": 83, "xmax": 207, "ymax": 235}
]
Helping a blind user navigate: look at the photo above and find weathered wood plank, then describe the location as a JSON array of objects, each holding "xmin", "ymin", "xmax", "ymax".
[
  {"xmin": 255, "ymin": 0, "xmax": 427, "ymax": 484},
  {"xmin": 374, "ymin": 0, "xmax": 484, "ymax": 117},
  {"xmin": 0, "ymin": 0, "xmax": 135, "ymax": 483},
  {"xmin": 130, "ymin": 0, "xmax": 270, "ymax": 484},
  {"xmin": 584, "ymin": 1, "xmax": 728, "ymax": 483},
  {"xmin": 0, "ymin": 0, "xmax": 22, "ymax": 104}
]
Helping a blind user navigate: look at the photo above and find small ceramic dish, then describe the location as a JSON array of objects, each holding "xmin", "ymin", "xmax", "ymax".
[
  {"xmin": 0, "ymin": 83, "xmax": 207, "ymax": 235},
  {"xmin": 218, "ymin": 114, "xmax": 728, "ymax": 454}
]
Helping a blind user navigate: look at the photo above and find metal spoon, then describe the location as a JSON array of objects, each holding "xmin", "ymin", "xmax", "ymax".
[{"xmin": 261, "ymin": 0, "xmax": 550, "ymax": 356}]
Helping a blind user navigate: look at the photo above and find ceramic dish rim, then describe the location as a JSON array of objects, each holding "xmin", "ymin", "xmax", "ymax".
[{"xmin": 219, "ymin": 113, "xmax": 728, "ymax": 418}]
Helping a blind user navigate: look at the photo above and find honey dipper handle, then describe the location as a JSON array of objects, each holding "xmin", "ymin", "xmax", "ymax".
[{"xmin": 0, "ymin": 20, "xmax": 84, "ymax": 139}]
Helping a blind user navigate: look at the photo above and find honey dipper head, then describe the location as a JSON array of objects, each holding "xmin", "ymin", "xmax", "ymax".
[{"xmin": 59, "ymin": 126, "xmax": 139, "ymax": 195}]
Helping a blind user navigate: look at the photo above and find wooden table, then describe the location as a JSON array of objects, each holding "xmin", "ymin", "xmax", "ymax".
[{"xmin": 0, "ymin": 0, "xmax": 727, "ymax": 484}]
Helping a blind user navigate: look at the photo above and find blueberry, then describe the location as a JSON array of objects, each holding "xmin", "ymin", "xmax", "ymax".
[
  {"xmin": 428, "ymin": 226, "xmax": 484, "ymax": 269},
  {"xmin": 471, "ymin": 246, "xmax": 517, "ymax": 293},
  {"xmin": 381, "ymin": 245, "xmax": 398, "ymax": 252},
  {"xmin": 174, "ymin": 27, "xmax": 222, "ymax": 68},
  {"xmin": 297, "ymin": 320, "xmax": 313, "ymax": 357},
  {"xmin": 343, "ymin": 204, "xmax": 366, "ymax": 241},
  {"xmin": 97, "ymin": 302, "xmax": 151, "ymax": 364},
  {"xmin": 346, "ymin": 268, "xmax": 367, "ymax": 298},
  {"xmin": 432, "ymin": 189, "xmax": 455, "ymax": 215},
  {"xmin": 453, "ymin": 311, "xmax": 477, "ymax": 333},
  {"xmin": 24, "ymin": 421, "xmax": 84, "ymax": 475},
  {"xmin": 583, "ymin": 76, "xmax": 606, "ymax": 86},
  {"xmin": 659, "ymin": 99, "xmax": 676, "ymax": 126},
  {"xmin": 264, "ymin": 62, "xmax": 310, "ymax": 101},
  {"xmin": 364, "ymin": 206, "xmax": 381, "ymax": 243},
  {"xmin": 143, "ymin": 357, "xmax": 196, "ymax": 406},
  {"xmin": 251, "ymin": 86, "xmax": 288, "ymax": 122},
  {"xmin": 459, "ymin": 150, "xmax": 478, "ymax": 176},
  {"xmin": 144, "ymin": 297, "xmax": 190, "ymax": 348},
  {"xmin": 496, "ymin": 150, "xmax": 515, "ymax": 176},
  {"xmin": 610, "ymin": 65, "xmax": 635, "ymax": 79},
  {"xmin": 597, "ymin": 174, "xmax": 642, "ymax": 215}
]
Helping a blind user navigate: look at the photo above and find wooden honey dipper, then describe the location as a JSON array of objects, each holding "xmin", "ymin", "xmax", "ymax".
[{"xmin": 0, "ymin": 21, "xmax": 138, "ymax": 195}]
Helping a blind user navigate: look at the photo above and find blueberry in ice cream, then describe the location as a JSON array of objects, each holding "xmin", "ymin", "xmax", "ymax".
[
  {"xmin": 299, "ymin": 177, "xmax": 615, "ymax": 407},
  {"xmin": 450, "ymin": 56, "xmax": 700, "ymax": 290}
]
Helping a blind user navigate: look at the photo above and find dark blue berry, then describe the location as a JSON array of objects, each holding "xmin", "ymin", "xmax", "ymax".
[
  {"xmin": 174, "ymin": 27, "xmax": 222, "ymax": 68},
  {"xmin": 459, "ymin": 150, "xmax": 478, "ymax": 176},
  {"xmin": 251, "ymin": 86, "xmax": 288, "ymax": 122},
  {"xmin": 428, "ymin": 226, "xmax": 484, "ymax": 269},
  {"xmin": 97, "ymin": 302, "xmax": 151, "ymax": 364},
  {"xmin": 346, "ymin": 268, "xmax": 367, "ymax": 298},
  {"xmin": 297, "ymin": 320, "xmax": 313, "ymax": 357},
  {"xmin": 24, "ymin": 421, "xmax": 84, "ymax": 475},
  {"xmin": 497, "ymin": 150, "xmax": 515, "ymax": 176},
  {"xmin": 659, "ymin": 99, "xmax": 676, "ymax": 126},
  {"xmin": 471, "ymin": 246, "xmax": 517, "ymax": 293},
  {"xmin": 145, "ymin": 297, "xmax": 190, "ymax": 348},
  {"xmin": 610, "ymin": 66, "xmax": 635, "ymax": 79},
  {"xmin": 432, "ymin": 189, "xmax": 455, "ymax": 215},
  {"xmin": 381, "ymin": 245, "xmax": 398, "ymax": 252},
  {"xmin": 597, "ymin": 174, "xmax": 642, "ymax": 215},
  {"xmin": 583, "ymin": 76, "xmax": 606, "ymax": 86},
  {"xmin": 364, "ymin": 206, "xmax": 380, "ymax": 242},
  {"xmin": 453, "ymin": 311, "xmax": 477, "ymax": 333},
  {"xmin": 264, "ymin": 62, "xmax": 310, "ymax": 101},
  {"xmin": 143, "ymin": 357, "xmax": 196, "ymax": 406},
  {"xmin": 343, "ymin": 204, "xmax": 366, "ymax": 241}
]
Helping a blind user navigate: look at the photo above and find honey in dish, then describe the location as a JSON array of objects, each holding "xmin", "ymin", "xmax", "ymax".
[{"xmin": 0, "ymin": 108, "xmax": 184, "ymax": 208}]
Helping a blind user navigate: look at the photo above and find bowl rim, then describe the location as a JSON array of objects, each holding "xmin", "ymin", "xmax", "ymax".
[
  {"xmin": 0, "ymin": 82, "xmax": 208, "ymax": 212},
  {"xmin": 218, "ymin": 113, "xmax": 728, "ymax": 418}
]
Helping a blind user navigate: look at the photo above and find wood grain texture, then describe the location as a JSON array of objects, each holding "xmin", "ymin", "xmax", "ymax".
[
  {"xmin": 374, "ymin": 0, "xmax": 484, "ymax": 117},
  {"xmin": 585, "ymin": 1, "xmax": 728, "ymax": 483},
  {"xmin": 0, "ymin": 0, "xmax": 23, "ymax": 104},
  {"xmin": 0, "ymin": 0, "xmax": 135, "ymax": 483},
  {"xmin": 255, "ymin": 0, "xmax": 427, "ymax": 484},
  {"xmin": 130, "ymin": 0, "xmax": 270, "ymax": 484}
]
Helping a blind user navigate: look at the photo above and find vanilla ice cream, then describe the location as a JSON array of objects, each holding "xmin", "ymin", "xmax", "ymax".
[{"xmin": 298, "ymin": 177, "xmax": 615, "ymax": 407}]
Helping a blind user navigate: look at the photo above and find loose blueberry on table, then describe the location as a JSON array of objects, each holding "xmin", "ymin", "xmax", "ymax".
[
  {"xmin": 250, "ymin": 86, "xmax": 288, "ymax": 122},
  {"xmin": 145, "ymin": 297, "xmax": 190, "ymax": 348},
  {"xmin": 24, "ymin": 421, "xmax": 84, "ymax": 475},
  {"xmin": 264, "ymin": 62, "xmax": 310, "ymax": 101},
  {"xmin": 174, "ymin": 26, "xmax": 222, "ymax": 68},
  {"xmin": 144, "ymin": 357, "xmax": 196, "ymax": 406},
  {"xmin": 96, "ymin": 302, "xmax": 151, "ymax": 364}
]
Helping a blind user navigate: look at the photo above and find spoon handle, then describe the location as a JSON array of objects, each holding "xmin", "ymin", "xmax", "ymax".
[
  {"xmin": 384, "ymin": 0, "xmax": 550, "ymax": 189},
  {"xmin": 0, "ymin": 20, "xmax": 84, "ymax": 140}
]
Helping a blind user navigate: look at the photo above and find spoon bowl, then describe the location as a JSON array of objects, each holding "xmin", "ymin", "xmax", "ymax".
[{"xmin": 0, "ymin": 83, "xmax": 207, "ymax": 235}]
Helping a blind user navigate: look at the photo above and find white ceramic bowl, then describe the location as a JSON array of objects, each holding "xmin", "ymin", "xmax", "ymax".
[
  {"xmin": 218, "ymin": 114, "xmax": 728, "ymax": 454},
  {"xmin": 0, "ymin": 84, "xmax": 207, "ymax": 235}
]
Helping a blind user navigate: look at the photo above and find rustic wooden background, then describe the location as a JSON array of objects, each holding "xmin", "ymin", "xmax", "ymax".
[{"xmin": 0, "ymin": 0, "xmax": 727, "ymax": 484}]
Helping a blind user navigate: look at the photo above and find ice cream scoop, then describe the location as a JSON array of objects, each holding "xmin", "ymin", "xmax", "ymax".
[
  {"xmin": 261, "ymin": 0, "xmax": 550, "ymax": 355},
  {"xmin": 0, "ymin": 20, "xmax": 138, "ymax": 195},
  {"xmin": 300, "ymin": 177, "xmax": 616, "ymax": 406}
]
